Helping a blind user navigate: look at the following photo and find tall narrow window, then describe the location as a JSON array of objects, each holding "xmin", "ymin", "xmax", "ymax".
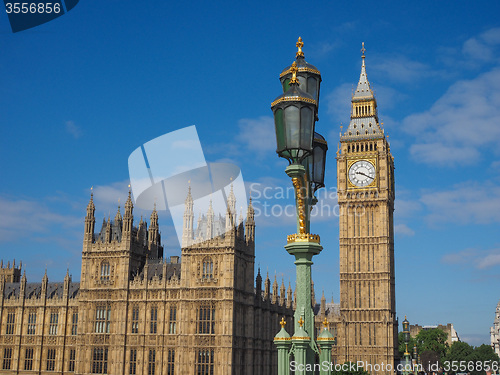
[
  {"xmin": 131, "ymin": 306, "xmax": 139, "ymax": 334},
  {"xmin": 27, "ymin": 312, "xmax": 36, "ymax": 335},
  {"xmin": 72, "ymin": 312, "xmax": 78, "ymax": 335},
  {"xmin": 100, "ymin": 263, "xmax": 110, "ymax": 281},
  {"xmin": 167, "ymin": 349, "xmax": 175, "ymax": 375},
  {"xmin": 129, "ymin": 349, "xmax": 137, "ymax": 375},
  {"xmin": 169, "ymin": 306, "xmax": 177, "ymax": 334},
  {"xmin": 25, "ymin": 347, "xmax": 34, "ymax": 370},
  {"xmin": 148, "ymin": 349, "xmax": 156, "ymax": 375},
  {"xmin": 2, "ymin": 348, "xmax": 12, "ymax": 370},
  {"xmin": 202, "ymin": 258, "xmax": 213, "ymax": 279},
  {"xmin": 92, "ymin": 347, "xmax": 108, "ymax": 374},
  {"xmin": 6, "ymin": 312, "xmax": 15, "ymax": 335},
  {"xmin": 196, "ymin": 350, "xmax": 214, "ymax": 375},
  {"xmin": 49, "ymin": 312, "xmax": 58, "ymax": 335},
  {"xmin": 47, "ymin": 348, "xmax": 56, "ymax": 371},
  {"xmin": 197, "ymin": 305, "xmax": 215, "ymax": 334},
  {"xmin": 150, "ymin": 306, "xmax": 157, "ymax": 334},
  {"xmin": 95, "ymin": 306, "xmax": 111, "ymax": 333},
  {"xmin": 68, "ymin": 349, "xmax": 76, "ymax": 372}
]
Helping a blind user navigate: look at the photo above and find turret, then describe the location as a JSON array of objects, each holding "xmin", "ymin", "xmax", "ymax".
[
  {"xmin": 264, "ymin": 272, "xmax": 271, "ymax": 300},
  {"xmin": 226, "ymin": 182, "xmax": 236, "ymax": 231},
  {"xmin": 272, "ymin": 275, "xmax": 279, "ymax": 304},
  {"xmin": 287, "ymin": 282, "xmax": 293, "ymax": 308},
  {"xmin": 148, "ymin": 204, "xmax": 161, "ymax": 257},
  {"xmin": 182, "ymin": 185, "xmax": 194, "ymax": 247},
  {"xmin": 206, "ymin": 200, "xmax": 214, "ymax": 240},
  {"xmin": 320, "ymin": 291, "xmax": 326, "ymax": 316},
  {"xmin": 123, "ymin": 188, "xmax": 134, "ymax": 238},
  {"xmin": 255, "ymin": 268, "xmax": 262, "ymax": 297},
  {"xmin": 84, "ymin": 190, "xmax": 95, "ymax": 243},
  {"xmin": 280, "ymin": 279, "xmax": 286, "ymax": 306},
  {"xmin": 245, "ymin": 196, "xmax": 255, "ymax": 243},
  {"xmin": 41, "ymin": 269, "xmax": 48, "ymax": 298}
]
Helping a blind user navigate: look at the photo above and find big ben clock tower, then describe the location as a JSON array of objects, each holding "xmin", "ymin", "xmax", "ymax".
[{"xmin": 336, "ymin": 44, "xmax": 398, "ymax": 372}]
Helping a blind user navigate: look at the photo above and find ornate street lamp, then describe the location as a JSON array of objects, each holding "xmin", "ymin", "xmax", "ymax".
[
  {"xmin": 272, "ymin": 38, "xmax": 333, "ymax": 375},
  {"xmin": 402, "ymin": 316, "xmax": 412, "ymax": 375}
]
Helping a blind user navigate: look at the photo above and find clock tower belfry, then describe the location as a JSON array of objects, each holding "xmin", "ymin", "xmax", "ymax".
[{"xmin": 336, "ymin": 43, "xmax": 398, "ymax": 371}]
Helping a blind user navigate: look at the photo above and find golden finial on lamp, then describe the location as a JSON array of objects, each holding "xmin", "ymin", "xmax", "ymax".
[{"xmin": 296, "ymin": 37, "xmax": 304, "ymax": 58}]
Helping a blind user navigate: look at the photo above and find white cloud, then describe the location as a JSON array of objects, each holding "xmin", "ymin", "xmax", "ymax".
[
  {"xmin": 65, "ymin": 120, "xmax": 82, "ymax": 139},
  {"xmin": 0, "ymin": 196, "xmax": 81, "ymax": 242},
  {"xmin": 236, "ymin": 116, "xmax": 276, "ymax": 159},
  {"xmin": 420, "ymin": 181, "xmax": 500, "ymax": 224},
  {"xmin": 403, "ymin": 68, "xmax": 500, "ymax": 166},
  {"xmin": 394, "ymin": 224, "xmax": 415, "ymax": 236},
  {"xmin": 442, "ymin": 248, "xmax": 500, "ymax": 270},
  {"xmin": 462, "ymin": 27, "xmax": 500, "ymax": 63},
  {"xmin": 371, "ymin": 55, "xmax": 438, "ymax": 83}
]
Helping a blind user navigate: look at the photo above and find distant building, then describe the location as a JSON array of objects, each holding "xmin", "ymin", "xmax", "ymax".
[
  {"xmin": 410, "ymin": 323, "xmax": 460, "ymax": 346},
  {"xmin": 491, "ymin": 300, "xmax": 500, "ymax": 357}
]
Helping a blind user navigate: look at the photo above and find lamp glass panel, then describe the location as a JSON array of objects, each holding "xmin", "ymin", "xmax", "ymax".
[
  {"xmin": 307, "ymin": 77, "xmax": 318, "ymax": 101},
  {"xmin": 274, "ymin": 108, "xmax": 286, "ymax": 152},
  {"xmin": 285, "ymin": 106, "xmax": 300, "ymax": 148},
  {"xmin": 313, "ymin": 145, "xmax": 323, "ymax": 183},
  {"xmin": 297, "ymin": 76, "xmax": 306, "ymax": 90},
  {"xmin": 299, "ymin": 106, "xmax": 313, "ymax": 150},
  {"xmin": 282, "ymin": 78, "xmax": 290, "ymax": 93}
]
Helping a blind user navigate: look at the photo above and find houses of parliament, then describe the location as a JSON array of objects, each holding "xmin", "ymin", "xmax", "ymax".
[{"xmin": 0, "ymin": 43, "xmax": 398, "ymax": 374}]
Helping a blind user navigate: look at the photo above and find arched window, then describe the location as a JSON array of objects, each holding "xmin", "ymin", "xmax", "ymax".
[{"xmin": 202, "ymin": 258, "xmax": 213, "ymax": 280}]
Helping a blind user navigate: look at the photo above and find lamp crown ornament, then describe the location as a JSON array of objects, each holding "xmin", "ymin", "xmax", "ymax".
[
  {"xmin": 323, "ymin": 317, "xmax": 329, "ymax": 328},
  {"xmin": 289, "ymin": 61, "xmax": 299, "ymax": 85},
  {"xmin": 280, "ymin": 317, "xmax": 286, "ymax": 329},
  {"xmin": 296, "ymin": 36, "xmax": 304, "ymax": 58}
]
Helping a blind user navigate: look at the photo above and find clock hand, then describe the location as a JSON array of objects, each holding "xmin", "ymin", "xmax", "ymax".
[{"xmin": 356, "ymin": 171, "xmax": 373, "ymax": 179}]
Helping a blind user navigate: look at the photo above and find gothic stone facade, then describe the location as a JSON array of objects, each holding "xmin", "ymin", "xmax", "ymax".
[{"xmin": 0, "ymin": 190, "xmax": 293, "ymax": 375}]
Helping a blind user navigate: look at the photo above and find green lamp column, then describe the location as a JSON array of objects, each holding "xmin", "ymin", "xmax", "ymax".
[
  {"xmin": 274, "ymin": 317, "xmax": 291, "ymax": 375},
  {"xmin": 317, "ymin": 318, "xmax": 335, "ymax": 375}
]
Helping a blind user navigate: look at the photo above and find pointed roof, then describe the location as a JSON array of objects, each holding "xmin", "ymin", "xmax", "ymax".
[
  {"xmin": 352, "ymin": 42, "xmax": 373, "ymax": 100},
  {"xmin": 342, "ymin": 42, "xmax": 384, "ymax": 141}
]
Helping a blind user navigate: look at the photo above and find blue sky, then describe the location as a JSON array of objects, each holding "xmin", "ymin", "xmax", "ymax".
[{"xmin": 1, "ymin": 1, "xmax": 499, "ymax": 346}]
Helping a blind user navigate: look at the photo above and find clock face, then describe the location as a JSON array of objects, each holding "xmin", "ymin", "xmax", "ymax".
[{"xmin": 348, "ymin": 160, "xmax": 376, "ymax": 187}]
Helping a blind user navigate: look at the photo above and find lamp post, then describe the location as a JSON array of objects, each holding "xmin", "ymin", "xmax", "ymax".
[
  {"xmin": 272, "ymin": 37, "xmax": 333, "ymax": 375},
  {"xmin": 402, "ymin": 316, "xmax": 412, "ymax": 375}
]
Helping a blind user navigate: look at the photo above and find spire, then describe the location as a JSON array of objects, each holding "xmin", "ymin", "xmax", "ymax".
[
  {"xmin": 245, "ymin": 195, "xmax": 255, "ymax": 243},
  {"xmin": 182, "ymin": 184, "xmax": 194, "ymax": 247},
  {"xmin": 206, "ymin": 199, "xmax": 214, "ymax": 240},
  {"xmin": 84, "ymin": 188, "xmax": 96, "ymax": 242},
  {"xmin": 148, "ymin": 204, "xmax": 160, "ymax": 251},
  {"xmin": 115, "ymin": 204, "xmax": 122, "ymax": 223},
  {"xmin": 320, "ymin": 290, "xmax": 326, "ymax": 316},
  {"xmin": 353, "ymin": 42, "xmax": 372, "ymax": 100},
  {"xmin": 255, "ymin": 268, "xmax": 262, "ymax": 294},
  {"xmin": 280, "ymin": 279, "xmax": 286, "ymax": 306},
  {"xmin": 123, "ymin": 185, "xmax": 133, "ymax": 236},
  {"xmin": 286, "ymin": 282, "xmax": 293, "ymax": 308},
  {"xmin": 272, "ymin": 275, "xmax": 279, "ymax": 304},
  {"xmin": 342, "ymin": 42, "xmax": 383, "ymax": 140},
  {"xmin": 264, "ymin": 272, "xmax": 271, "ymax": 300}
]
